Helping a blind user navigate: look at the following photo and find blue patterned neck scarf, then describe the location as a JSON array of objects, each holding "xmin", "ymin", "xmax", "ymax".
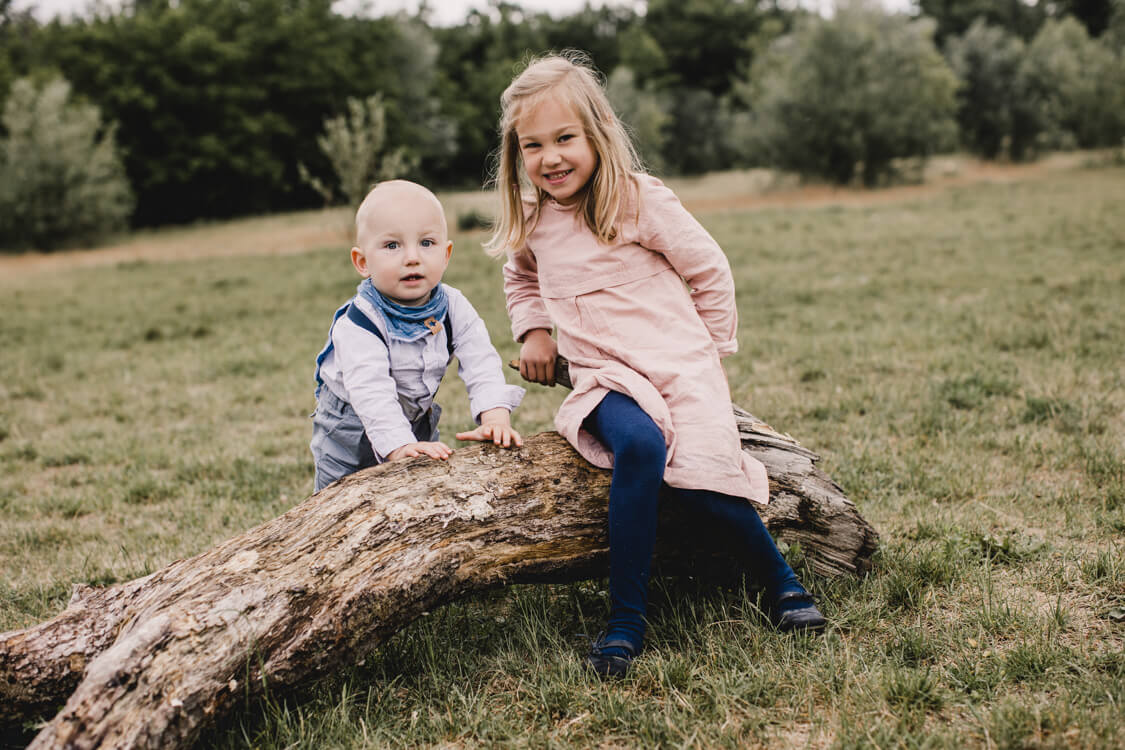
[{"xmin": 358, "ymin": 278, "xmax": 448, "ymax": 343}]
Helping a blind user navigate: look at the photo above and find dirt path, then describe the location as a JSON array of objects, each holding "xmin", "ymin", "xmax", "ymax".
[{"xmin": 0, "ymin": 154, "xmax": 1088, "ymax": 279}]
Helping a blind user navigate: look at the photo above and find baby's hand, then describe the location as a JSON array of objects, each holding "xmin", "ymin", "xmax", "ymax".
[
  {"xmin": 386, "ymin": 441, "xmax": 452, "ymax": 462},
  {"xmin": 456, "ymin": 423, "xmax": 524, "ymax": 449}
]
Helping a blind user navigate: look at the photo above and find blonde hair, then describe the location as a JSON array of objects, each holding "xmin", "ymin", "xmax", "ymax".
[{"xmin": 485, "ymin": 51, "xmax": 643, "ymax": 257}]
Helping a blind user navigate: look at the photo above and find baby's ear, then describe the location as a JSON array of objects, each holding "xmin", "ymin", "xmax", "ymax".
[
  {"xmin": 350, "ymin": 247, "xmax": 370, "ymax": 277},
  {"xmin": 444, "ymin": 241, "xmax": 454, "ymax": 262}
]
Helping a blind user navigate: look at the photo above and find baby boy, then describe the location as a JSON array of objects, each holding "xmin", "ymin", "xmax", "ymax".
[{"xmin": 311, "ymin": 180, "xmax": 524, "ymax": 491}]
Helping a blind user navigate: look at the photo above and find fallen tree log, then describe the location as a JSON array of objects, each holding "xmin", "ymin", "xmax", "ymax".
[{"xmin": 1, "ymin": 363, "xmax": 877, "ymax": 748}]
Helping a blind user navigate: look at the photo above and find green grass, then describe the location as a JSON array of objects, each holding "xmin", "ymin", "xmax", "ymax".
[{"xmin": 2, "ymin": 164, "xmax": 1124, "ymax": 748}]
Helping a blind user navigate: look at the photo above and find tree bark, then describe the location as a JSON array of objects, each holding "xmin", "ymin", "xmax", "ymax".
[{"xmin": 1, "ymin": 377, "xmax": 877, "ymax": 748}]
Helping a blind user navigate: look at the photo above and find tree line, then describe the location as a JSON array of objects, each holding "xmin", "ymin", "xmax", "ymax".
[{"xmin": 1, "ymin": 0, "xmax": 1123, "ymax": 250}]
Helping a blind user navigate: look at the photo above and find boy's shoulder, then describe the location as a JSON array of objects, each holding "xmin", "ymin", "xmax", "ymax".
[
  {"xmin": 347, "ymin": 294, "xmax": 387, "ymax": 330},
  {"xmin": 333, "ymin": 296, "xmax": 390, "ymax": 352}
]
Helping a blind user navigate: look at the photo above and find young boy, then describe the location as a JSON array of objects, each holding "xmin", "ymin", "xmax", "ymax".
[{"xmin": 311, "ymin": 180, "xmax": 524, "ymax": 491}]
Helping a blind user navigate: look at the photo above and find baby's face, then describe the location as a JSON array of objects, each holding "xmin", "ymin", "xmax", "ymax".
[{"xmin": 352, "ymin": 184, "xmax": 452, "ymax": 307}]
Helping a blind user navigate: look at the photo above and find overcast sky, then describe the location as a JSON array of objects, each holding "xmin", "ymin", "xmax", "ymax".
[{"xmin": 16, "ymin": 0, "xmax": 914, "ymax": 25}]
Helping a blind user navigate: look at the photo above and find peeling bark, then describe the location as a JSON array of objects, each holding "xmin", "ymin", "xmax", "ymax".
[{"xmin": 1, "ymin": 371, "xmax": 877, "ymax": 748}]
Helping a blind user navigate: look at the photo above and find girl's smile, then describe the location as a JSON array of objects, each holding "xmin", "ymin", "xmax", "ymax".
[
  {"xmin": 545, "ymin": 168, "xmax": 574, "ymax": 184},
  {"xmin": 516, "ymin": 97, "xmax": 598, "ymax": 205}
]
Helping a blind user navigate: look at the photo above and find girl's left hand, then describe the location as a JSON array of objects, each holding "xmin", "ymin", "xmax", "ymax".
[{"xmin": 456, "ymin": 423, "xmax": 524, "ymax": 449}]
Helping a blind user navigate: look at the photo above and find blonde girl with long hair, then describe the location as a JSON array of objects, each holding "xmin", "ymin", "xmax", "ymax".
[{"xmin": 490, "ymin": 52, "xmax": 826, "ymax": 678}]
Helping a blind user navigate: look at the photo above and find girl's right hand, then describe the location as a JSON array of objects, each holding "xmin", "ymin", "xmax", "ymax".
[{"xmin": 519, "ymin": 329, "xmax": 557, "ymax": 386}]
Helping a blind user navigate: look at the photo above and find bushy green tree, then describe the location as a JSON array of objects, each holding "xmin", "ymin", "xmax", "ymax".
[
  {"xmin": 606, "ymin": 66, "xmax": 669, "ymax": 173},
  {"xmin": 0, "ymin": 0, "xmax": 39, "ymax": 104},
  {"xmin": 662, "ymin": 88, "xmax": 747, "ymax": 174},
  {"xmin": 1108, "ymin": 0, "xmax": 1125, "ymax": 51},
  {"xmin": 616, "ymin": 25, "xmax": 667, "ymax": 84},
  {"xmin": 0, "ymin": 77, "xmax": 133, "ymax": 250},
  {"xmin": 744, "ymin": 6, "xmax": 959, "ymax": 186},
  {"xmin": 1021, "ymin": 16, "xmax": 1125, "ymax": 148},
  {"xmin": 298, "ymin": 94, "xmax": 412, "ymax": 208},
  {"xmin": 543, "ymin": 4, "xmax": 636, "ymax": 74},
  {"xmin": 431, "ymin": 4, "xmax": 551, "ymax": 186},
  {"xmin": 1053, "ymin": 0, "xmax": 1115, "ymax": 36},
  {"xmin": 946, "ymin": 20, "xmax": 1042, "ymax": 159},
  {"xmin": 642, "ymin": 0, "xmax": 764, "ymax": 94},
  {"xmin": 44, "ymin": 0, "xmax": 414, "ymax": 225},
  {"xmin": 372, "ymin": 17, "xmax": 457, "ymax": 179},
  {"xmin": 917, "ymin": 0, "xmax": 1047, "ymax": 44}
]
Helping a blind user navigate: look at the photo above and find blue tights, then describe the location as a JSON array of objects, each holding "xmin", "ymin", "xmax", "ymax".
[{"xmin": 584, "ymin": 391, "xmax": 806, "ymax": 652}]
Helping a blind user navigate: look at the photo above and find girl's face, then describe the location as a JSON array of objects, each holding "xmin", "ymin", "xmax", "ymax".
[{"xmin": 515, "ymin": 97, "xmax": 597, "ymax": 206}]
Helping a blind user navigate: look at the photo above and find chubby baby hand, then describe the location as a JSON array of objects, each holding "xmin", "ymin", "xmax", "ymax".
[{"xmin": 386, "ymin": 441, "xmax": 452, "ymax": 462}]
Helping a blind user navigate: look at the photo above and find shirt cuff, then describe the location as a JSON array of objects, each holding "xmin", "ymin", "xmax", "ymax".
[
  {"xmin": 512, "ymin": 317, "xmax": 554, "ymax": 344},
  {"xmin": 715, "ymin": 338, "xmax": 738, "ymax": 358},
  {"xmin": 371, "ymin": 426, "xmax": 419, "ymax": 460},
  {"xmin": 469, "ymin": 384, "xmax": 526, "ymax": 424}
]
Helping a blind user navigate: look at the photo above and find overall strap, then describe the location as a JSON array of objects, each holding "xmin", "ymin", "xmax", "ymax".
[
  {"xmin": 346, "ymin": 303, "xmax": 388, "ymax": 346},
  {"xmin": 444, "ymin": 310, "xmax": 454, "ymax": 357}
]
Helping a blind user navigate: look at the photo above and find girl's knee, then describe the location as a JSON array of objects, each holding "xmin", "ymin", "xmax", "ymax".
[
  {"xmin": 591, "ymin": 391, "xmax": 667, "ymax": 470},
  {"xmin": 615, "ymin": 425, "xmax": 666, "ymax": 469}
]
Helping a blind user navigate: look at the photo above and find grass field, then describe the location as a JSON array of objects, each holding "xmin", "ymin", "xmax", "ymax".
[{"xmin": 1, "ymin": 160, "xmax": 1123, "ymax": 748}]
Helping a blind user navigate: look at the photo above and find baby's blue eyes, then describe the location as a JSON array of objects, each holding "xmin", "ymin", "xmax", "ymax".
[{"xmin": 378, "ymin": 239, "xmax": 440, "ymax": 254}]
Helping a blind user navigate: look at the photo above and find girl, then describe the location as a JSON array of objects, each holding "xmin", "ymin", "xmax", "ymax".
[{"xmin": 487, "ymin": 52, "xmax": 826, "ymax": 679}]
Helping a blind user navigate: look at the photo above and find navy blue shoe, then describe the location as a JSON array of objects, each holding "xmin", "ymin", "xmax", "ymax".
[
  {"xmin": 585, "ymin": 634, "xmax": 638, "ymax": 679},
  {"xmin": 771, "ymin": 591, "xmax": 827, "ymax": 633}
]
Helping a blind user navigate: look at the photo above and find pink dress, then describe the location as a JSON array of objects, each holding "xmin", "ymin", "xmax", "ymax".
[{"xmin": 503, "ymin": 174, "xmax": 769, "ymax": 504}]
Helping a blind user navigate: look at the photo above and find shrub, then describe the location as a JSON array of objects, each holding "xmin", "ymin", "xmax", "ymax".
[
  {"xmin": 606, "ymin": 65, "xmax": 670, "ymax": 174},
  {"xmin": 946, "ymin": 20, "xmax": 1042, "ymax": 160},
  {"xmin": 1021, "ymin": 17, "xmax": 1125, "ymax": 150},
  {"xmin": 661, "ymin": 87, "xmax": 747, "ymax": 174},
  {"xmin": 0, "ymin": 76, "xmax": 133, "ymax": 251},
  {"xmin": 298, "ymin": 93, "xmax": 414, "ymax": 208},
  {"xmin": 1108, "ymin": 0, "xmax": 1125, "ymax": 53},
  {"xmin": 743, "ymin": 7, "xmax": 959, "ymax": 186}
]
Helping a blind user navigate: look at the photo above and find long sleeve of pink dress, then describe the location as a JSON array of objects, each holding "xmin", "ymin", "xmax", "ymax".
[{"xmin": 502, "ymin": 174, "xmax": 769, "ymax": 504}]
